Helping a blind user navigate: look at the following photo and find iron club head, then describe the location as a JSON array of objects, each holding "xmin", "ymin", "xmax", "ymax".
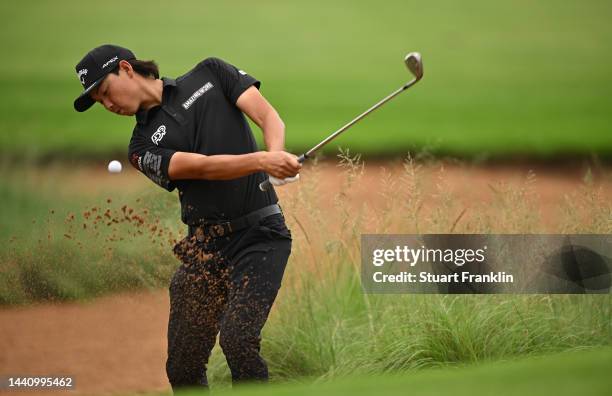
[{"xmin": 404, "ymin": 52, "xmax": 423, "ymax": 81}]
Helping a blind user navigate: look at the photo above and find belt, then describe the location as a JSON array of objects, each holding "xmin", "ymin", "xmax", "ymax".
[{"xmin": 188, "ymin": 204, "xmax": 283, "ymax": 240}]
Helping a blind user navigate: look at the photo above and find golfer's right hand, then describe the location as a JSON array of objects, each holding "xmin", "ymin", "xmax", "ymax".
[{"xmin": 260, "ymin": 151, "xmax": 302, "ymax": 179}]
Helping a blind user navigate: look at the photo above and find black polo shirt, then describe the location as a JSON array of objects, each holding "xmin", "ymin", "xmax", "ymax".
[{"xmin": 127, "ymin": 57, "xmax": 278, "ymax": 225}]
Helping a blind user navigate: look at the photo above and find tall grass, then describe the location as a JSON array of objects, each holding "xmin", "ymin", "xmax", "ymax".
[
  {"xmin": 1, "ymin": 153, "xmax": 610, "ymax": 388},
  {"xmin": 0, "ymin": 183, "xmax": 182, "ymax": 304},
  {"xmin": 201, "ymin": 151, "xmax": 612, "ymax": 387}
]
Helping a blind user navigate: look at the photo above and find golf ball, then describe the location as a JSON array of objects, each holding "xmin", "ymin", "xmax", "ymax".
[{"xmin": 108, "ymin": 160, "xmax": 122, "ymax": 173}]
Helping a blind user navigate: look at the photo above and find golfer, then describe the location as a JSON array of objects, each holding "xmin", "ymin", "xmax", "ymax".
[{"xmin": 73, "ymin": 44, "xmax": 301, "ymax": 391}]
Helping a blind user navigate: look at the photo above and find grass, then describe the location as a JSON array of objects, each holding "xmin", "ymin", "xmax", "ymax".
[
  {"xmin": 2, "ymin": 151, "xmax": 611, "ymax": 304},
  {"xmin": 198, "ymin": 153, "xmax": 611, "ymax": 386},
  {"xmin": 1, "ymin": 0, "xmax": 612, "ymax": 159},
  {"xmin": 119, "ymin": 346, "xmax": 612, "ymax": 396},
  {"xmin": 0, "ymin": 163, "xmax": 182, "ymax": 304},
  {"xmin": 167, "ymin": 346, "xmax": 612, "ymax": 396},
  {"xmin": 0, "ymin": 153, "xmax": 610, "ymax": 390}
]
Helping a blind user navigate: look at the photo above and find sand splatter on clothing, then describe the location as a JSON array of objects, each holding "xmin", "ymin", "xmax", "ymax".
[{"xmin": 167, "ymin": 213, "xmax": 291, "ymax": 391}]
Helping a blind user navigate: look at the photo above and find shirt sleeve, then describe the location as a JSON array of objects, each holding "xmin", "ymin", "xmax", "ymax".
[
  {"xmin": 202, "ymin": 57, "xmax": 261, "ymax": 104},
  {"xmin": 128, "ymin": 129, "xmax": 177, "ymax": 192}
]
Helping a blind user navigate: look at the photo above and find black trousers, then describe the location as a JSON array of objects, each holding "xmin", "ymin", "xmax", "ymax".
[{"xmin": 167, "ymin": 213, "xmax": 292, "ymax": 392}]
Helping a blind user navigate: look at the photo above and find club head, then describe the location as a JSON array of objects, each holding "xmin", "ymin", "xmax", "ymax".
[{"xmin": 404, "ymin": 52, "xmax": 423, "ymax": 81}]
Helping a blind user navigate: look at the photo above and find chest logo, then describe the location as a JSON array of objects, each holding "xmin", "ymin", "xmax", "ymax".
[
  {"xmin": 151, "ymin": 125, "xmax": 167, "ymax": 145},
  {"xmin": 182, "ymin": 82, "xmax": 214, "ymax": 110}
]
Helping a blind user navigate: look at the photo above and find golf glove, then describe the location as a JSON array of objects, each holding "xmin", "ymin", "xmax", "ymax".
[{"xmin": 268, "ymin": 174, "xmax": 300, "ymax": 187}]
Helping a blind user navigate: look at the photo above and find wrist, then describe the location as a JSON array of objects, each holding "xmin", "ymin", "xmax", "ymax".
[{"xmin": 255, "ymin": 151, "xmax": 267, "ymax": 172}]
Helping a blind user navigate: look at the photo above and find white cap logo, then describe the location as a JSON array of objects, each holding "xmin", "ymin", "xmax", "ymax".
[
  {"xmin": 102, "ymin": 56, "xmax": 119, "ymax": 69},
  {"xmin": 77, "ymin": 68, "xmax": 88, "ymax": 85}
]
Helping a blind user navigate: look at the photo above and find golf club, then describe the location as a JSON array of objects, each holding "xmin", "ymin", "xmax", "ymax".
[{"xmin": 259, "ymin": 52, "xmax": 424, "ymax": 191}]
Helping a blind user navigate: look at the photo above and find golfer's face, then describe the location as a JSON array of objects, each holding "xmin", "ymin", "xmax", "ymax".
[{"xmin": 91, "ymin": 70, "xmax": 139, "ymax": 116}]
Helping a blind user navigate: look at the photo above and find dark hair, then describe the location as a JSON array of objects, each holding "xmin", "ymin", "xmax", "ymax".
[{"xmin": 111, "ymin": 59, "xmax": 159, "ymax": 79}]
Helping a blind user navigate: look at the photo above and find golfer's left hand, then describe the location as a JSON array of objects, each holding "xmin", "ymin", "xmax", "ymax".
[{"xmin": 268, "ymin": 174, "xmax": 300, "ymax": 187}]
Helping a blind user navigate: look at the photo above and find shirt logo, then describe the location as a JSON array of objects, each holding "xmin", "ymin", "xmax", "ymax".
[
  {"xmin": 102, "ymin": 56, "xmax": 119, "ymax": 69},
  {"xmin": 130, "ymin": 153, "xmax": 143, "ymax": 171},
  {"xmin": 182, "ymin": 82, "xmax": 214, "ymax": 110},
  {"xmin": 238, "ymin": 69, "xmax": 247, "ymax": 75},
  {"xmin": 143, "ymin": 151, "xmax": 170, "ymax": 189},
  {"xmin": 151, "ymin": 125, "xmax": 167, "ymax": 145},
  {"xmin": 77, "ymin": 68, "xmax": 88, "ymax": 85}
]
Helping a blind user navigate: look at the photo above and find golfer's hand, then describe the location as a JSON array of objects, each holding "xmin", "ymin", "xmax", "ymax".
[
  {"xmin": 260, "ymin": 151, "xmax": 302, "ymax": 179},
  {"xmin": 268, "ymin": 174, "xmax": 300, "ymax": 187}
]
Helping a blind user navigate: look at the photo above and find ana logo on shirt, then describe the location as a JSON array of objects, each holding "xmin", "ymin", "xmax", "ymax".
[{"xmin": 151, "ymin": 125, "xmax": 167, "ymax": 145}]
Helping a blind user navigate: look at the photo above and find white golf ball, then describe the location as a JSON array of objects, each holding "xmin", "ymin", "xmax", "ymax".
[{"xmin": 108, "ymin": 160, "xmax": 122, "ymax": 173}]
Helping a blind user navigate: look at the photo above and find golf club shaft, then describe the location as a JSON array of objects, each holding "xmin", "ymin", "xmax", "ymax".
[
  {"xmin": 259, "ymin": 78, "xmax": 419, "ymax": 191},
  {"xmin": 304, "ymin": 78, "xmax": 419, "ymax": 159}
]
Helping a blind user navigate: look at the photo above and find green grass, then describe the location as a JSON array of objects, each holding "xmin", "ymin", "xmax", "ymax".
[
  {"xmin": 129, "ymin": 347, "xmax": 612, "ymax": 396},
  {"xmin": 123, "ymin": 348, "xmax": 612, "ymax": 396},
  {"xmin": 1, "ymin": 0, "xmax": 611, "ymax": 160},
  {"xmin": 172, "ymin": 346, "xmax": 612, "ymax": 396}
]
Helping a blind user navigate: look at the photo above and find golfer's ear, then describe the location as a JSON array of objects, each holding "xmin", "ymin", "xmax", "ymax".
[{"xmin": 120, "ymin": 60, "xmax": 134, "ymax": 77}]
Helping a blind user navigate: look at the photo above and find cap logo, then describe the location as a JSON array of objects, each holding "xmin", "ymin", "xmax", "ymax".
[
  {"xmin": 102, "ymin": 56, "xmax": 119, "ymax": 69},
  {"xmin": 77, "ymin": 68, "xmax": 88, "ymax": 85}
]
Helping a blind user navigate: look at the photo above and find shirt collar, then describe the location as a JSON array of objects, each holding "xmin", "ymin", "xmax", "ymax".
[
  {"xmin": 136, "ymin": 77, "xmax": 176, "ymax": 125},
  {"xmin": 162, "ymin": 77, "xmax": 177, "ymax": 88}
]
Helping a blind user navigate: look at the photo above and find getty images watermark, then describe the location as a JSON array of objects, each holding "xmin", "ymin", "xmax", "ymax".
[{"xmin": 361, "ymin": 235, "xmax": 612, "ymax": 294}]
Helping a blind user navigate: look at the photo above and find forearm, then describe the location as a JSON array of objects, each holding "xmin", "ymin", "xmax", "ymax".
[
  {"xmin": 168, "ymin": 151, "xmax": 264, "ymax": 181},
  {"xmin": 235, "ymin": 85, "xmax": 286, "ymax": 152},
  {"xmin": 261, "ymin": 111, "xmax": 285, "ymax": 151}
]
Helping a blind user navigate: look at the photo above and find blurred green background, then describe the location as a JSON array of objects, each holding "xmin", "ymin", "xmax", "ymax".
[{"xmin": 1, "ymin": 0, "xmax": 611, "ymax": 160}]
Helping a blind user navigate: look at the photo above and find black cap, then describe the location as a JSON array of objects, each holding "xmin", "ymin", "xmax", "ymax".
[{"xmin": 73, "ymin": 44, "xmax": 136, "ymax": 112}]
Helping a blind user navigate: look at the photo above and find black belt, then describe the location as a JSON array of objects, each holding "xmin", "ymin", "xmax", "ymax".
[{"xmin": 188, "ymin": 204, "xmax": 283, "ymax": 240}]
